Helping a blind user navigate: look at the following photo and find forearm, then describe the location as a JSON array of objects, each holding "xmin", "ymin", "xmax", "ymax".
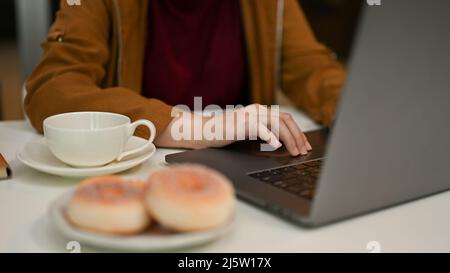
[
  {"xmin": 154, "ymin": 112, "xmax": 227, "ymax": 150},
  {"xmin": 153, "ymin": 105, "xmax": 310, "ymax": 157}
]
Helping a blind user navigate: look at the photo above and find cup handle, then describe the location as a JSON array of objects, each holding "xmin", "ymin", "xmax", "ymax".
[{"xmin": 116, "ymin": 119, "xmax": 156, "ymax": 161}]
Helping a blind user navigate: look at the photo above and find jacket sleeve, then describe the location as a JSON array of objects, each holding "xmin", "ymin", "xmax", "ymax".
[
  {"xmin": 24, "ymin": 0, "xmax": 173, "ymax": 139},
  {"xmin": 280, "ymin": 0, "xmax": 346, "ymax": 127}
]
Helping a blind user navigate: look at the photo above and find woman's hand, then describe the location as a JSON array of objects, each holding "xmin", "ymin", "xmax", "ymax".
[{"xmin": 154, "ymin": 104, "xmax": 312, "ymax": 156}]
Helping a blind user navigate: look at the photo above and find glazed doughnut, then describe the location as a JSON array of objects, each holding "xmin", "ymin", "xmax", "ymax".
[
  {"xmin": 144, "ymin": 165, "xmax": 235, "ymax": 232},
  {"xmin": 66, "ymin": 176, "xmax": 150, "ymax": 235}
]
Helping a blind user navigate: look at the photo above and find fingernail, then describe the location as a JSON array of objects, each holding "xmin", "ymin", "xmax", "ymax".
[
  {"xmin": 301, "ymin": 146, "xmax": 308, "ymax": 155},
  {"xmin": 307, "ymin": 142, "xmax": 312, "ymax": 151},
  {"xmin": 273, "ymin": 139, "xmax": 282, "ymax": 149}
]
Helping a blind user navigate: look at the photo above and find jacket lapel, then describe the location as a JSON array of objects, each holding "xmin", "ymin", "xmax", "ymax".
[{"xmin": 114, "ymin": 0, "xmax": 149, "ymax": 92}]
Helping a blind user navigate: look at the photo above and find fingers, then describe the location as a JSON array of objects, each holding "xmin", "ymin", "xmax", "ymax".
[
  {"xmin": 305, "ymin": 137, "xmax": 313, "ymax": 151},
  {"xmin": 256, "ymin": 122, "xmax": 282, "ymax": 150},
  {"xmin": 280, "ymin": 113, "xmax": 312, "ymax": 154},
  {"xmin": 278, "ymin": 121, "xmax": 301, "ymax": 156},
  {"xmin": 240, "ymin": 105, "xmax": 311, "ymax": 156},
  {"xmin": 243, "ymin": 104, "xmax": 282, "ymax": 150},
  {"xmin": 254, "ymin": 117, "xmax": 301, "ymax": 156}
]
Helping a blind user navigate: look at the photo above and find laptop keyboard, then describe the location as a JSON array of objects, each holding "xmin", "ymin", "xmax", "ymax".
[{"xmin": 248, "ymin": 159, "xmax": 323, "ymax": 200}]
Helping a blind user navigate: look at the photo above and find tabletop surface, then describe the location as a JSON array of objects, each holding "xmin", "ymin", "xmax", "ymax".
[{"xmin": 1, "ymin": 108, "xmax": 449, "ymax": 253}]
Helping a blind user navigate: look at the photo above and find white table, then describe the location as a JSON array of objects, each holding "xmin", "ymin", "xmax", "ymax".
[{"xmin": 1, "ymin": 108, "xmax": 449, "ymax": 253}]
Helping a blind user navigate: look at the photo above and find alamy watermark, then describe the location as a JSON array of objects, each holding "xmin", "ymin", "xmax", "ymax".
[
  {"xmin": 170, "ymin": 97, "xmax": 281, "ymax": 152},
  {"xmin": 366, "ymin": 0, "xmax": 382, "ymax": 6},
  {"xmin": 366, "ymin": 241, "xmax": 382, "ymax": 253},
  {"xmin": 66, "ymin": 0, "xmax": 81, "ymax": 6},
  {"xmin": 66, "ymin": 241, "xmax": 81, "ymax": 253}
]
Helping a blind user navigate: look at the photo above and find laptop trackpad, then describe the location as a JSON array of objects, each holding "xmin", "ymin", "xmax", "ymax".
[
  {"xmin": 165, "ymin": 129, "xmax": 329, "ymax": 181},
  {"xmin": 223, "ymin": 129, "xmax": 329, "ymax": 167}
]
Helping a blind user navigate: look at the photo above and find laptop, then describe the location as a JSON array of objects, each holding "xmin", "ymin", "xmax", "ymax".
[{"xmin": 166, "ymin": 0, "xmax": 450, "ymax": 227}]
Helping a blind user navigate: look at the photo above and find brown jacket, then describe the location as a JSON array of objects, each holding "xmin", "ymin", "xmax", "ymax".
[{"xmin": 25, "ymin": 0, "xmax": 345, "ymax": 139}]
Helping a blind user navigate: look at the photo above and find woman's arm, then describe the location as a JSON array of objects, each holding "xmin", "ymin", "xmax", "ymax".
[
  {"xmin": 25, "ymin": 0, "xmax": 173, "ymax": 139},
  {"xmin": 280, "ymin": 0, "xmax": 346, "ymax": 127},
  {"xmin": 155, "ymin": 104, "xmax": 312, "ymax": 156}
]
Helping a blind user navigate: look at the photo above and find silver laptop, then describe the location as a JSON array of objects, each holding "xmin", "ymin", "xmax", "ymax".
[{"xmin": 166, "ymin": 0, "xmax": 450, "ymax": 227}]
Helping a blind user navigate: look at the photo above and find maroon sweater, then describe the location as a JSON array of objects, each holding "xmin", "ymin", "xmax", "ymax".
[{"xmin": 142, "ymin": 0, "xmax": 247, "ymax": 109}]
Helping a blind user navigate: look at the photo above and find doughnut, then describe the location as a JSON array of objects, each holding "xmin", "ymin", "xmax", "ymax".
[
  {"xmin": 66, "ymin": 176, "xmax": 150, "ymax": 235},
  {"xmin": 144, "ymin": 165, "xmax": 235, "ymax": 232}
]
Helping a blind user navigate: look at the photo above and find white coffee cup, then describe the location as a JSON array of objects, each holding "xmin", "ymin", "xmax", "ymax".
[{"xmin": 43, "ymin": 112, "xmax": 156, "ymax": 167}]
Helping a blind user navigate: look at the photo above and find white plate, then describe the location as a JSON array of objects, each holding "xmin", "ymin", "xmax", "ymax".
[
  {"xmin": 17, "ymin": 137, "xmax": 155, "ymax": 177},
  {"xmin": 49, "ymin": 191, "xmax": 234, "ymax": 251}
]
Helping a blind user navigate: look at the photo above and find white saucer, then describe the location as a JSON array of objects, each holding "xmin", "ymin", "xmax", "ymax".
[
  {"xmin": 49, "ymin": 191, "xmax": 234, "ymax": 251},
  {"xmin": 17, "ymin": 137, "xmax": 155, "ymax": 177}
]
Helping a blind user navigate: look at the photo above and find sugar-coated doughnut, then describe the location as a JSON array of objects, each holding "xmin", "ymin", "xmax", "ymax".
[
  {"xmin": 144, "ymin": 165, "xmax": 235, "ymax": 232},
  {"xmin": 66, "ymin": 176, "xmax": 150, "ymax": 235}
]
